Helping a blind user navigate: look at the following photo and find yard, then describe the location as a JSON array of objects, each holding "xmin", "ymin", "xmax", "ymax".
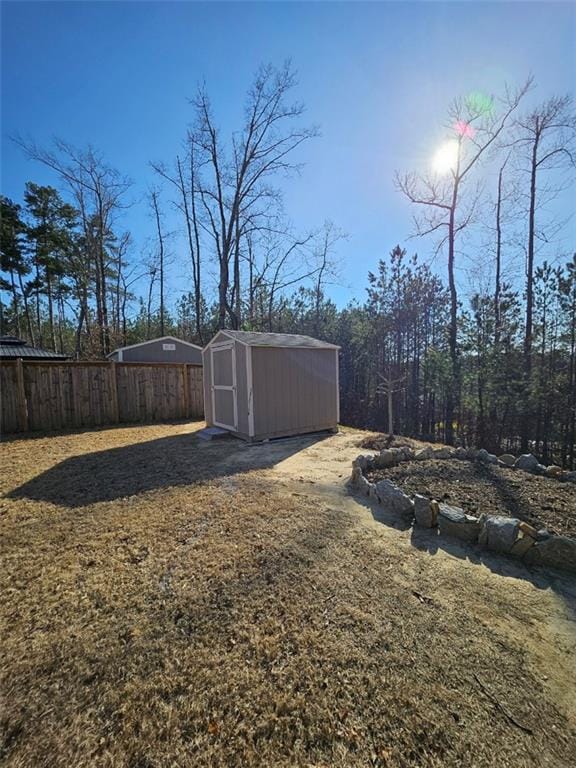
[{"xmin": 1, "ymin": 422, "xmax": 576, "ymax": 767}]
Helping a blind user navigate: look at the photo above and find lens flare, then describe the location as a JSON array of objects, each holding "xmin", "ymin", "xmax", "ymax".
[
  {"xmin": 465, "ymin": 91, "xmax": 494, "ymax": 117},
  {"xmin": 455, "ymin": 120, "xmax": 475, "ymax": 139},
  {"xmin": 432, "ymin": 140, "xmax": 459, "ymax": 175}
]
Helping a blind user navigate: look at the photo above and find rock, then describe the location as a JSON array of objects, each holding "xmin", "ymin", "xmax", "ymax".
[
  {"xmin": 477, "ymin": 449, "xmax": 497, "ymax": 464},
  {"xmin": 356, "ymin": 473, "xmax": 373, "ymax": 497},
  {"xmin": 349, "ymin": 466, "xmax": 363, "ymax": 487},
  {"xmin": 518, "ymin": 521, "xmax": 538, "ymax": 538},
  {"xmin": 524, "ymin": 536, "xmax": 576, "ymax": 573},
  {"xmin": 373, "ymin": 448, "xmax": 401, "ymax": 468},
  {"xmin": 432, "ymin": 447, "xmax": 452, "ymax": 459},
  {"xmin": 498, "ymin": 453, "xmax": 516, "ymax": 466},
  {"xmin": 399, "ymin": 446, "xmax": 415, "ymax": 461},
  {"xmin": 414, "ymin": 494, "xmax": 436, "ymax": 528},
  {"xmin": 510, "ymin": 533, "xmax": 536, "ymax": 558},
  {"xmin": 374, "ymin": 479, "xmax": 414, "ymax": 517},
  {"xmin": 535, "ymin": 528, "xmax": 551, "ymax": 541},
  {"xmin": 482, "ymin": 516, "xmax": 519, "ymax": 554},
  {"xmin": 454, "ymin": 447, "xmax": 467, "ymax": 460},
  {"xmin": 561, "ymin": 471, "xmax": 576, "ymax": 483},
  {"xmin": 438, "ymin": 504, "xmax": 481, "ymax": 543},
  {"xmin": 352, "ymin": 455, "xmax": 369, "ymax": 471},
  {"xmin": 414, "ymin": 446, "xmax": 433, "ymax": 461},
  {"xmin": 545, "ymin": 465, "xmax": 562, "ymax": 478},
  {"xmin": 534, "ymin": 464, "xmax": 547, "ymax": 475},
  {"xmin": 466, "ymin": 448, "xmax": 479, "ymax": 460},
  {"xmin": 514, "ymin": 453, "xmax": 540, "ymax": 472}
]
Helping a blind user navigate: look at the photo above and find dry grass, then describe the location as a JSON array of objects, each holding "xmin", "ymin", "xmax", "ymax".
[{"xmin": 1, "ymin": 422, "xmax": 576, "ymax": 767}]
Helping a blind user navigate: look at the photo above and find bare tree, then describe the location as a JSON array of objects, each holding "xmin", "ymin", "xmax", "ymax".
[
  {"xmin": 508, "ymin": 96, "xmax": 576, "ymax": 449},
  {"xmin": 376, "ymin": 372, "xmax": 406, "ymax": 437},
  {"xmin": 151, "ymin": 137, "xmax": 204, "ymax": 342},
  {"xmin": 150, "ymin": 189, "xmax": 166, "ymax": 336},
  {"xmin": 192, "ymin": 62, "xmax": 319, "ymax": 329},
  {"xmin": 396, "ymin": 80, "xmax": 531, "ymax": 443}
]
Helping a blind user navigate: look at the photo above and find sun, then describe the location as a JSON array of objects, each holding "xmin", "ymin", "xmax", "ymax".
[{"xmin": 432, "ymin": 140, "xmax": 459, "ymax": 175}]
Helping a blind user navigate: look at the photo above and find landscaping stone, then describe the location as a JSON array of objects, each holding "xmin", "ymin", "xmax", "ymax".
[
  {"xmin": 352, "ymin": 455, "xmax": 369, "ymax": 470},
  {"xmin": 510, "ymin": 534, "xmax": 536, "ymax": 558},
  {"xmin": 357, "ymin": 474, "xmax": 373, "ymax": 497},
  {"xmin": 374, "ymin": 449, "xmax": 401, "ymax": 468},
  {"xmin": 514, "ymin": 453, "xmax": 540, "ymax": 472},
  {"xmin": 524, "ymin": 536, "xmax": 576, "ymax": 573},
  {"xmin": 477, "ymin": 449, "xmax": 497, "ymax": 464},
  {"xmin": 534, "ymin": 464, "xmax": 547, "ymax": 475},
  {"xmin": 374, "ymin": 479, "xmax": 414, "ymax": 516},
  {"xmin": 535, "ymin": 528, "xmax": 551, "ymax": 541},
  {"xmin": 350, "ymin": 466, "xmax": 362, "ymax": 484},
  {"xmin": 519, "ymin": 521, "xmax": 538, "ymax": 538},
  {"xmin": 433, "ymin": 447, "xmax": 452, "ymax": 459},
  {"xmin": 498, "ymin": 454, "xmax": 516, "ymax": 466},
  {"xmin": 482, "ymin": 516, "xmax": 519, "ymax": 554},
  {"xmin": 466, "ymin": 448, "xmax": 479, "ymax": 460},
  {"xmin": 438, "ymin": 504, "xmax": 481, "ymax": 543},
  {"xmin": 454, "ymin": 447, "xmax": 468, "ymax": 460},
  {"xmin": 414, "ymin": 446, "xmax": 433, "ymax": 461},
  {"xmin": 545, "ymin": 465, "xmax": 562, "ymax": 478},
  {"xmin": 562, "ymin": 471, "xmax": 576, "ymax": 483},
  {"xmin": 414, "ymin": 494, "xmax": 435, "ymax": 528}
]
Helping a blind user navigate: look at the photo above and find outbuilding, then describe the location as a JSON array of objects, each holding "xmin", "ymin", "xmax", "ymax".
[
  {"xmin": 202, "ymin": 330, "xmax": 340, "ymax": 441},
  {"xmin": 108, "ymin": 335, "xmax": 203, "ymax": 364}
]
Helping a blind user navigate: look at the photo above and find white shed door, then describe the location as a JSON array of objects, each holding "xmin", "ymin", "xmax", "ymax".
[{"xmin": 211, "ymin": 343, "xmax": 237, "ymax": 431}]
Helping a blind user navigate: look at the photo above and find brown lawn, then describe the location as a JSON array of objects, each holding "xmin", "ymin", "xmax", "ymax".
[{"xmin": 1, "ymin": 422, "xmax": 576, "ymax": 767}]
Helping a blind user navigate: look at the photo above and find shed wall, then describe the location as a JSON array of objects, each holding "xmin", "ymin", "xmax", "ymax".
[
  {"xmin": 203, "ymin": 338, "xmax": 250, "ymax": 434},
  {"xmin": 251, "ymin": 347, "xmax": 338, "ymax": 439}
]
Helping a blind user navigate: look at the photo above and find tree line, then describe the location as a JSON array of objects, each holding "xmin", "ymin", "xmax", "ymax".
[{"xmin": 1, "ymin": 64, "xmax": 575, "ymax": 464}]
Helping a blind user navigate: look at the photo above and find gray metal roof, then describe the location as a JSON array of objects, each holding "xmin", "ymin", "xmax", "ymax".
[
  {"xmin": 219, "ymin": 330, "xmax": 340, "ymax": 349},
  {"xmin": 0, "ymin": 337, "xmax": 69, "ymax": 360}
]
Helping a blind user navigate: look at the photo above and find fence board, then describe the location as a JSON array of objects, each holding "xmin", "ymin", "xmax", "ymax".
[{"xmin": 0, "ymin": 361, "xmax": 204, "ymax": 435}]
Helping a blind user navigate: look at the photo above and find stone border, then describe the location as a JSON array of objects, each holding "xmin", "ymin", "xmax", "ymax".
[{"xmin": 349, "ymin": 446, "xmax": 576, "ymax": 574}]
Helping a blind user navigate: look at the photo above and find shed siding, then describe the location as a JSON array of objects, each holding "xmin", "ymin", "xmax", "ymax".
[
  {"xmin": 235, "ymin": 341, "xmax": 250, "ymax": 436},
  {"xmin": 113, "ymin": 339, "xmax": 202, "ymax": 364},
  {"xmin": 251, "ymin": 347, "xmax": 337, "ymax": 438},
  {"xmin": 202, "ymin": 349, "xmax": 214, "ymax": 424}
]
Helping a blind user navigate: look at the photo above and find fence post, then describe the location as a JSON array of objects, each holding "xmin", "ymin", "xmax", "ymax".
[
  {"xmin": 15, "ymin": 358, "xmax": 29, "ymax": 432},
  {"xmin": 109, "ymin": 361, "xmax": 120, "ymax": 423},
  {"xmin": 182, "ymin": 364, "xmax": 189, "ymax": 419}
]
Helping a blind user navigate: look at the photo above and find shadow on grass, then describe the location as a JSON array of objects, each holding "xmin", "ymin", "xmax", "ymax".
[
  {"xmin": 349, "ymin": 487, "xmax": 576, "ymax": 614},
  {"xmin": 8, "ymin": 430, "xmax": 331, "ymax": 508}
]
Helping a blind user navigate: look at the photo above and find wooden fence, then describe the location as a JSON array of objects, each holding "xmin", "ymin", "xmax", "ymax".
[{"xmin": 0, "ymin": 360, "xmax": 204, "ymax": 435}]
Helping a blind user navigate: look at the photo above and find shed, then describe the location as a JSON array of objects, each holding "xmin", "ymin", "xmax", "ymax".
[
  {"xmin": 0, "ymin": 336, "xmax": 69, "ymax": 361},
  {"xmin": 108, "ymin": 335, "xmax": 203, "ymax": 364},
  {"xmin": 203, "ymin": 330, "xmax": 340, "ymax": 441}
]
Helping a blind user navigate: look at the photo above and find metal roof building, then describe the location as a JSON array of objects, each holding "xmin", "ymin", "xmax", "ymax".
[
  {"xmin": 203, "ymin": 330, "xmax": 340, "ymax": 441},
  {"xmin": 0, "ymin": 336, "xmax": 69, "ymax": 361},
  {"xmin": 107, "ymin": 336, "xmax": 203, "ymax": 365}
]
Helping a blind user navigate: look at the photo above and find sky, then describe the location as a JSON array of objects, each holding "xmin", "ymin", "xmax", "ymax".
[{"xmin": 2, "ymin": 0, "xmax": 575, "ymax": 311}]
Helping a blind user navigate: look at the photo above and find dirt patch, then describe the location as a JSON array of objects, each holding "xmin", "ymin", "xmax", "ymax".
[
  {"xmin": 366, "ymin": 459, "xmax": 576, "ymax": 537},
  {"xmin": 1, "ymin": 424, "xmax": 576, "ymax": 767}
]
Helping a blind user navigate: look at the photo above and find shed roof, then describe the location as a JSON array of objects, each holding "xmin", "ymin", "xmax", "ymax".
[
  {"xmin": 214, "ymin": 330, "xmax": 340, "ymax": 350},
  {"xmin": 0, "ymin": 336, "xmax": 69, "ymax": 360},
  {"xmin": 107, "ymin": 335, "xmax": 203, "ymax": 357}
]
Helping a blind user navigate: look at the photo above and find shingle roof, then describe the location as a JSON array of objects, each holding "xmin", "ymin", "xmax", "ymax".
[
  {"xmin": 0, "ymin": 337, "xmax": 69, "ymax": 360},
  {"xmin": 219, "ymin": 330, "xmax": 340, "ymax": 349}
]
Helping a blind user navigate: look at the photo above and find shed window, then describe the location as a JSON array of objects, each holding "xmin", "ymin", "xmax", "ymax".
[{"xmin": 162, "ymin": 343, "xmax": 176, "ymax": 351}]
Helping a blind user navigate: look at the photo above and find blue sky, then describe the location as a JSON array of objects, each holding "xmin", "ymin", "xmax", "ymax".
[{"xmin": 2, "ymin": 1, "xmax": 575, "ymax": 310}]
